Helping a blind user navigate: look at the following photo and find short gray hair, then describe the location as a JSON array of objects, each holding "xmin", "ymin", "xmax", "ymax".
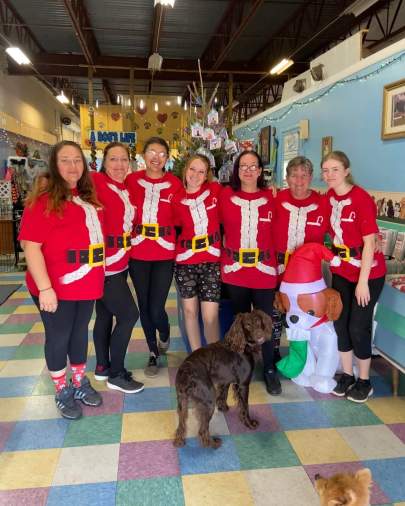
[{"xmin": 286, "ymin": 156, "xmax": 313, "ymax": 176}]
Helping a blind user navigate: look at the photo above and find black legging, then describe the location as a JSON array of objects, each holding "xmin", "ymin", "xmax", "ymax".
[
  {"xmin": 129, "ymin": 258, "xmax": 174, "ymax": 356},
  {"xmin": 225, "ymin": 284, "xmax": 276, "ymax": 372},
  {"xmin": 32, "ymin": 297, "xmax": 94, "ymax": 371},
  {"xmin": 332, "ymin": 274, "xmax": 385, "ymax": 360},
  {"xmin": 93, "ymin": 270, "xmax": 139, "ymax": 376}
]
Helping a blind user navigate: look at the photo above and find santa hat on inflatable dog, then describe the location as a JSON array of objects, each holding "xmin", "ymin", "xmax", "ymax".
[{"xmin": 280, "ymin": 243, "xmax": 341, "ymax": 297}]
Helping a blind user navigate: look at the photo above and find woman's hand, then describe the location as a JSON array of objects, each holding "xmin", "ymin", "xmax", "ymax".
[
  {"xmin": 39, "ymin": 288, "xmax": 58, "ymax": 313},
  {"xmin": 355, "ymin": 280, "xmax": 370, "ymax": 307}
]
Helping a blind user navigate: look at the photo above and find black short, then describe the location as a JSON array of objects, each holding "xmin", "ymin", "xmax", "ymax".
[{"xmin": 175, "ymin": 262, "xmax": 221, "ymax": 302}]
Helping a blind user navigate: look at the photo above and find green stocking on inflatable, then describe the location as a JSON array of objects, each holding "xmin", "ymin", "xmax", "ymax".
[{"xmin": 277, "ymin": 341, "xmax": 308, "ymax": 379}]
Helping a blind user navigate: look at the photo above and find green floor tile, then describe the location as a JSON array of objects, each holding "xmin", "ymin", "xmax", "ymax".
[
  {"xmin": 116, "ymin": 477, "xmax": 185, "ymax": 506},
  {"xmin": 0, "ymin": 323, "xmax": 33, "ymax": 334},
  {"xmin": 0, "ymin": 306, "xmax": 14, "ymax": 314},
  {"xmin": 63, "ymin": 413, "xmax": 123, "ymax": 447},
  {"xmin": 233, "ymin": 432, "xmax": 300, "ymax": 470},
  {"xmin": 32, "ymin": 374, "xmax": 55, "ymax": 395},
  {"xmin": 318, "ymin": 399, "xmax": 382, "ymax": 427},
  {"xmin": 125, "ymin": 352, "xmax": 168, "ymax": 370},
  {"xmin": 13, "ymin": 344, "xmax": 44, "ymax": 359}
]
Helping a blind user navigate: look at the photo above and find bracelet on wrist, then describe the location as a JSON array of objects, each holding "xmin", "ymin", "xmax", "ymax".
[{"xmin": 39, "ymin": 287, "xmax": 52, "ymax": 292}]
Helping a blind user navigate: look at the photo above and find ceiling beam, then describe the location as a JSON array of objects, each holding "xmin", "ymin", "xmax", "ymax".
[
  {"xmin": 150, "ymin": 3, "xmax": 165, "ymax": 54},
  {"xmin": 201, "ymin": 0, "xmax": 265, "ymax": 70},
  {"xmin": 102, "ymin": 79, "xmax": 115, "ymax": 104}
]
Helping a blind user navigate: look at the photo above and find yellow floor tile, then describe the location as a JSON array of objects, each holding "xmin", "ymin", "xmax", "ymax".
[
  {"xmin": 86, "ymin": 372, "xmax": 110, "ymax": 391},
  {"xmin": 131, "ymin": 327, "xmax": 146, "ymax": 340},
  {"xmin": 121, "ymin": 411, "xmax": 177, "ymax": 442},
  {"xmin": 0, "ymin": 358, "xmax": 46, "ymax": 378},
  {"xmin": 0, "ymin": 397, "xmax": 28, "ymax": 422},
  {"xmin": 182, "ymin": 472, "xmax": 254, "ymax": 506},
  {"xmin": 0, "ymin": 315, "xmax": 9, "ymax": 324},
  {"xmin": 165, "ymin": 299, "xmax": 177, "ymax": 308},
  {"xmin": 9, "ymin": 290, "xmax": 29, "ymax": 299},
  {"xmin": 30, "ymin": 322, "xmax": 44, "ymax": 333},
  {"xmin": 286, "ymin": 428, "xmax": 359, "ymax": 465},
  {"xmin": 0, "ymin": 333, "xmax": 27, "ymax": 346},
  {"xmin": 0, "ymin": 361, "xmax": 5, "ymax": 372},
  {"xmin": 224, "ymin": 381, "xmax": 270, "ymax": 407},
  {"xmin": 0, "ymin": 449, "xmax": 60, "ymax": 490},
  {"xmin": 87, "ymin": 342, "xmax": 95, "ymax": 355},
  {"xmin": 13, "ymin": 305, "xmax": 37, "ymax": 314},
  {"xmin": 367, "ymin": 397, "xmax": 405, "ymax": 423}
]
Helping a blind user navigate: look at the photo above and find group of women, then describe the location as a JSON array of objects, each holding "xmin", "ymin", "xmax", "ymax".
[{"xmin": 19, "ymin": 135, "xmax": 385, "ymax": 420}]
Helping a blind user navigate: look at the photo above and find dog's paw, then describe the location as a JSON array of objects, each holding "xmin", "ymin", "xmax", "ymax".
[
  {"xmin": 173, "ymin": 438, "xmax": 186, "ymax": 448},
  {"xmin": 211, "ymin": 437, "xmax": 222, "ymax": 449},
  {"xmin": 245, "ymin": 418, "xmax": 259, "ymax": 429}
]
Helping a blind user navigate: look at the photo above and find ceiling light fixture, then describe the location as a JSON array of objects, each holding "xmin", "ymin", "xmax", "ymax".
[
  {"xmin": 154, "ymin": 0, "xmax": 175, "ymax": 6},
  {"xmin": 270, "ymin": 58, "xmax": 294, "ymax": 75},
  {"xmin": 139, "ymin": 99, "xmax": 145, "ymax": 109},
  {"xmin": 5, "ymin": 46, "xmax": 31, "ymax": 65},
  {"xmin": 56, "ymin": 90, "xmax": 69, "ymax": 104},
  {"xmin": 154, "ymin": 102, "xmax": 159, "ymax": 112},
  {"xmin": 148, "ymin": 52, "xmax": 163, "ymax": 72},
  {"xmin": 177, "ymin": 96, "xmax": 181, "ymax": 105}
]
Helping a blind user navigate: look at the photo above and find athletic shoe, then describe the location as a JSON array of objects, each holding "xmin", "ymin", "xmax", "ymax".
[
  {"xmin": 144, "ymin": 354, "xmax": 159, "ymax": 377},
  {"xmin": 55, "ymin": 384, "xmax": 82, "ymax": 420},
  {"xmin": 73, "ymin": 376, "xmax": 103, "ymax": 407},
  {"xmin": 94, "ymin": 364, "xmax": 110, "ymax": 381},
  {"xmin": 158, "ymin": 336, "xmax": 170, "ymax": 354},
  {"xmin": 331, "ymin": 373, "xmax": 356, "ymax": 397},
  {"xmin": 264, "ymin": 370, "xmax": 282, "ymax": 396},
  {"xmin": 107, "ymin": 370, "xmax": 145, "ymax": 394},
  {"xmin": 346, "ymin": 379, "xmax": 374, "ymax": 403}
]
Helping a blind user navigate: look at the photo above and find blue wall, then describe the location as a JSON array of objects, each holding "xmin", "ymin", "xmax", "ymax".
[{"xmin": 235, "ymin": 50, "xmax": 405, "ymax": 191}]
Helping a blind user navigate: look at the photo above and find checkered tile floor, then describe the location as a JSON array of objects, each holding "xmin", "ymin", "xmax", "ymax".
[{"xmin": 1, "ymin": 271, "xmax": 405, "ymax": 506}]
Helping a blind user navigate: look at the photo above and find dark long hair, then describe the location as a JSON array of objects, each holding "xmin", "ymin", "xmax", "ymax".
[
  {"xmin": 27, "ymin": 140, "xmax": 100, "ymax": 213},
  {"xmin": 231, "ymin": 150, "xmax": 267, "ymax": 191}
]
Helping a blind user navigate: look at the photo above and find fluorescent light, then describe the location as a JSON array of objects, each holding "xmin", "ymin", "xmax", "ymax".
[
  {"xmin": 6, "ymin": 47, "xmax": 31, "ymax": 65},
  {"xmin": 343, "ymin": 0, "xmax": 379, "ymax": 17},
  {"xmin": 184, "ymin": 101, "xmax": 188, "ymax": 111},
  {"xmin": 154, "ymin": 102, "xmax": 159, "ymax": 112},
  {"xmin": 56, "ymin": 90, "xmax": 69, "ymax": 104},
  {"xmin": 177, "ymin": 96, "xmax": 181, "ymax": 105},
  {"xmin": 270, "ymin": 58, "xmax": 294, "ymax": 75},
  {"xmin": 154, "ymin": 0, "xmax": 175, "ymax": 6},
  {"xmin": 139, "ymin": 99, "xmax": 145, "ymax": 109},
  {"xmin": 96, "ymin": 99, "xmax": 99, "ymax": 108}
]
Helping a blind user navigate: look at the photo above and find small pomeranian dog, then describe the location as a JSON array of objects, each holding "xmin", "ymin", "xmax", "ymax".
[{"xmin": 315, "ymin": 468, "xmax": 372, "ymax": 506}]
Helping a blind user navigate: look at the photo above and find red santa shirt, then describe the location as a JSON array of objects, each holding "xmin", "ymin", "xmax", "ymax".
[
  {"xmin": 92, "ymin": 172, "xmax": 136, "ymax": 275},
  {"xmin": 326, "ymin": 185, "xmax": 386, "ymax": 282},
  {"xmin": 126, "ymin": 170, "xmax": 182, "ymax": 261},
  {"xmin": 18, "ymin": 192, "xmax": 105, "ymax": 300},
  {"xmin": 173, "ymin": 182, "xmax": 222, "ymax": 265},
  {"xmin": 274, "ymin": 189, "xmax": 328, "ymax": 274},
  {"xmin": 219, "ymin": 186, "xmax": 277, "ymax": 289}
]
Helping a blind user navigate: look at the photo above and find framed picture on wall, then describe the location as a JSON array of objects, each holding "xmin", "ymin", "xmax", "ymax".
[
  {"xmin": 321, "ymin": 136, "xmax": 333, "ymax": 159},
  {"xmin": 259, "ymin": 126, "xmax": 271, "ymax": 164},
  {"xmin": 382, "ymin": 78, "xmax": 405, "ymax": 140}
]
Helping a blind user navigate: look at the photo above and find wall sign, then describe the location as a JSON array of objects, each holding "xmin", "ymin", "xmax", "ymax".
[{"xmin": 89, "ymin": 131, "xmax": 136, "ymax": 144}]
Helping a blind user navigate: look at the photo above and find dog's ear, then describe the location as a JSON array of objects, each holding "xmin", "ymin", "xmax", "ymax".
[
  {"xmin": 224, "ymin": 313, "xmax": 245, "ymax": 353},
  {"xmin": 254, "ymin": 309, "xmax": 272, "ymax": 335},
  {"xmin": 274, "ymin": 292, "xmax": 287, "ymax": 313},
  {"xmin": 324, "ymin": 288, "xmax": 343, "ymax": 321},
  {"xmin": 355, "ymin": 468, "xmax": 372, "ymax": 488}
]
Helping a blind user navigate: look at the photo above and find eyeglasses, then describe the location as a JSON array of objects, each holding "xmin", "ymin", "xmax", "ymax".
[
  {"xmin": 58, "ymin": 158, "xmax": 83, "ymax": 166},
  {"xmin": 239, "ymin": 164, "xmax": 259, "ymax": 172},
  {"xmin": 145, "ymin": 149, "xmax": 168, "ymax": 159}
]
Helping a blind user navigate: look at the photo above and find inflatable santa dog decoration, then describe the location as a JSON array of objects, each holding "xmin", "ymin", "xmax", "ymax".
[{"xmin": 276, "ymin": 243, "xmax": 343, "ymax": 393}]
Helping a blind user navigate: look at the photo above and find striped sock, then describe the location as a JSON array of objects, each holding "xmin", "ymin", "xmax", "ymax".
[
  {"xmin": 50, "ymin": 370, "xmax": 67, "ymax": 393},
  {"xmin": 70, "ymin": 363, "xmax": 86, "ymax": 387}
]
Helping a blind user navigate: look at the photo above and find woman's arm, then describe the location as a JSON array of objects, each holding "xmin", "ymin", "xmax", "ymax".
[
  {"xmin": 355, "ymin": 233, "xmax": 376, "ymax": 307},
  {"xmin": 21, "ymin": 240, "xmax": 58, "ymax": 312}
]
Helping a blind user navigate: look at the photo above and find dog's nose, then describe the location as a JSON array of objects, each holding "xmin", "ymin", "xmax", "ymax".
[{"xmin": 289, "ymin": 315, "xmax": 299, "ymax": 324}]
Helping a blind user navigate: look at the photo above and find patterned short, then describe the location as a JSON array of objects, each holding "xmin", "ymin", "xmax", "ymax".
[{"xmin": 174, "ymin": 262, "xmax": 221, "ymax": 302}]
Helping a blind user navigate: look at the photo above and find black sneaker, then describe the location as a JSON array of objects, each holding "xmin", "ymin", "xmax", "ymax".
[
  {"xmin": 94, "ymin": 364, "xmax": 110, "ymax": 381},
  {"xmin": 55, "ymin": 385, "xmax": 82, "ymax": 420},
  {"xmin": 144, "ymin": 354, "xmax": 159, "ymax": 377},
  {"xmin": 264, "ymin": 370, "xmax": 282, "ymax": 396},
  {"xmin": 158, "ymin": 336, "xmax": 170, "ymax": 354},
  {"xmin": 331, "ymin": 373, "xmax": 356, "ymax": 397},
  {"xmin": 107, "ymin": 370, "xmax": 145, "ymax": 394},
  {"xmin": 73, "ymin": 376, "xmax": 103, "ymax": 407},
  {"xmin": 346, "ymin": 379, "xmax": 373, "ymax": 403}
]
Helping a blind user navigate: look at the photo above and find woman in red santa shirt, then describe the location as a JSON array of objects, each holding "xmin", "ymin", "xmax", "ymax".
[
  {"xmin": 19, "ymin": 141, "xmax": 103, "ymax": 420},
  {"xmin": 322, "ymin": 150, "xmax": 386, "ymax": 403},
  {"xmin": 173, "ymin": 154, "xmax": 221, "ymax": 351},
  {"xmin": 126, "ymin": 137, "xmax": 182, "ymax": 377},
  {"xmin": 219, "ymin": 150, "xmax": 281, "ymax": 395},
  {"xmin": 91, "ymin": 142, "xmax": 144, "ymax": 394},
  {"xmin": 272, "ymin": 156, "xmax": 328, "ymax": 357}
]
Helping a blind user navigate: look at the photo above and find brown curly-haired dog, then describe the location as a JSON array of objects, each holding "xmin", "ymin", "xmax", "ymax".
[{"xmin": 173, "ymin": 309, "xmax": 272, "ymax": 449}]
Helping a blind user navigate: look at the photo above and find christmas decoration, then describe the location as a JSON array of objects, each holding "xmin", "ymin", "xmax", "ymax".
[{"xmin": 276, "ymin": 243, "xmax": 343, "ymax": 393}]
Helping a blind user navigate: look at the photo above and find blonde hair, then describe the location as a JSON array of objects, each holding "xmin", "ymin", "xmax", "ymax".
[
  {"xmin": 182, "ymin": 154, "xmax": 212, "ymax": 187},
  {"xmin": 322, "ymin": 150, "xmax": 355, "ymax": 185}
]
